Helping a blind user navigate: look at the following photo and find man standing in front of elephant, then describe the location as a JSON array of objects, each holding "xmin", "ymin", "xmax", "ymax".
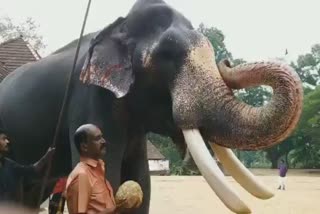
[{"xmin": 65, "ymin": 124, "xmax": 118, "ymax": 214}]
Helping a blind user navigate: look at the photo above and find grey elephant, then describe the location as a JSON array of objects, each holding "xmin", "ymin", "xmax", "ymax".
[{"xmin": 0, "ymin": 0, "xmax": 303, "ymax": 213}]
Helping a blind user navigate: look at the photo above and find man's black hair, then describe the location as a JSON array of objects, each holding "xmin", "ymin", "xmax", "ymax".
[{"xmin": 74, "ymin": 128, "xmax": 89, "ymax": 153}]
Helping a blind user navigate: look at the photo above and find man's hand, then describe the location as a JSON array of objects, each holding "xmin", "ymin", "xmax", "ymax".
[
  {"xmin": 33, "ymin": 147, "xmax": 56, "ymax": 172},
  {"xmin": 45, "ymin": 147, "xmax": 56, "ymax": 160}
]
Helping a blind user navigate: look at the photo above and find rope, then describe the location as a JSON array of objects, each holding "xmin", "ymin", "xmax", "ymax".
[{"xmin": 37, "ymin": 0, "xmax": 92, "ymax": 208}]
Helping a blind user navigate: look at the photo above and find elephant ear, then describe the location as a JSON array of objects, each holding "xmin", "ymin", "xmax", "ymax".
[{"xmin": 80, "ymin": 17, "xmax": 134, "ymax": 98}]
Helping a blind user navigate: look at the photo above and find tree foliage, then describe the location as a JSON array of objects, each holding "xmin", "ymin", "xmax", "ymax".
[
  {"xmin": 197, "ymin": 23, "xmax": 233, "ymax": 62},
  {"xmin": 0, "ymin": 16, "xmax": 45, "ymax": 51},
  {"xmin": 290, "ymin": 44, "xmax": 320, "ymax": 88},
  {"xmin": 288, "ymin": 86, "xmax": 320, "ymax": 168}
]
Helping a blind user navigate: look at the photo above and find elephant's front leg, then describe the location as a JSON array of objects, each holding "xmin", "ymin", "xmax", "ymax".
[{"xmin": 121, "ymin": 134, "xmax": 151, "ymax": 214}]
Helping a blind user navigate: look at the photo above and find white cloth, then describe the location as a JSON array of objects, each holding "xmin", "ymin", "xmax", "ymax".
[{"xmin": 278, "ymin": 176, "xmax": 286, "ymax": 189}]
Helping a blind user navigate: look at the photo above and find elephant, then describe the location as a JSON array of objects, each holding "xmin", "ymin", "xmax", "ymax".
[{"xmin": 0, "ymin": 0, "xmax": 303, "ymax": 213}]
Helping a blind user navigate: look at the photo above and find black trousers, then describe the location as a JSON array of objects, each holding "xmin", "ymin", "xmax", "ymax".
[{"xmin": 49, "ymin": 193, "xmax": 65, "ymax": 214}]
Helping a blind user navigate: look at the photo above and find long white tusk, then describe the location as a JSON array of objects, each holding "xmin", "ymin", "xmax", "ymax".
[
  {"xmin": 182, "ymin": 129, "xmax": 251, "ymax": 214},
  {"xmin": 210, "ymin": 143, "xmax": 274, "ymax": 199}
]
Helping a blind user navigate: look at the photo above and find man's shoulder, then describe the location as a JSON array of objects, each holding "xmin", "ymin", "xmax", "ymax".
[
  {"xmin": 68, "ymin": 162, "xmax": 95, "ymax": 182},
  {"xmin": 4, "ymin": 158, "xmax": 16, "ymax": 163},
  {"xmin": 70, "ymin": 162, "xmax": 90, "ymax": 176},
  {"xmin": 4, "ymin": 158, "xmax": 21, "ymax": 167},
  {"xmin": 2, "ymin": 158, "xmax": 35, "ymax": 176},
  {"xmin": 66, "ymin": 162, "xmax": 92, "ymax": 189}
]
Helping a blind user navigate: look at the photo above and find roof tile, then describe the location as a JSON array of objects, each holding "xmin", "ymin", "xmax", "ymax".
[
  {"xmin": 0, "ymin": 64, "xmax": 10, "ymax": 81},
  {"xmin": 0, "ymin": 37, "xmax": 41, "ymax": 73},
  {"xmin": 147, "ymin": 140, "xmax": 165, "ymax": 160}
]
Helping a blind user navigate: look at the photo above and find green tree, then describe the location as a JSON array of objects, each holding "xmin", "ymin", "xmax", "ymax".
[
  {"xmin": 0, "ymin": 16, "xmax": 45, "ymax": 51},
  {"xmin": 284, "ymin": 44, "xmax": 320, "ymax": 168},
  {"xmin": 236, "ymin": 87, "xmax": 272, "ymax": 107},
  {"xmin": 290, "ymin": 44, "xmax": 320, "ymax": 88},
  {"xmin": 265, "ymin": 138, "xmax": 294, "ymax": 168},
  {"xmin": 289, "ymin": 86, "xmax": 320, "ymax": 168},
  {"xmin": 240, "ymin": 151, "xmax": 259, "ymax": 168},
  {"xmin": 197, "ymin": 23, "xmax": 233, "ymax": 62}
]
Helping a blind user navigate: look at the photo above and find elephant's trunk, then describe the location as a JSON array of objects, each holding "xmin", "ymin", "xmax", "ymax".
[
  {"xmin": 171, "ymin": 35, "xmax": 303, "ymax": 150},
  {"xmin": 215, "ymin": 60, "xmax": 303, "ymax": 150},
  {"xmin": 170, "ymin": 34, "xmax": 303, "ymax": 213}
]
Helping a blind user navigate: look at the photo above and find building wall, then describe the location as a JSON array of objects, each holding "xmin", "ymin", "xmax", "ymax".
[{"xmin": 148, "ymin": 160, "xmax": 170, "ymax": 175}]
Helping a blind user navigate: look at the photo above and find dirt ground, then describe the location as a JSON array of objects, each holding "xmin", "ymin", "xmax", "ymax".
[{"xmin": 40, "ymin": 169, "xmax": 320, "ymax": 214}]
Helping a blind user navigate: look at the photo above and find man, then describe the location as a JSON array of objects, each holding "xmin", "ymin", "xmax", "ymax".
[
  {"xmin": 0, "ymin": 128, "xmax": 55, "ymax": 203},
  {"xmin": 65, "ymin": 124, "xmax": 117, "ymax": 214},
  {"xmin": 278, "ymin": 159, "xmax": 288, "ymax": 190}
]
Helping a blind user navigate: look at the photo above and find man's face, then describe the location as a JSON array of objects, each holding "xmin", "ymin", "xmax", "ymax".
[
  {"xmin": 0, "ymin": 133, "xmax": 10, "ymax": 155},
  {"xmin": 84, "ymin": 126, "xmax": 107, "ymax": 159}
]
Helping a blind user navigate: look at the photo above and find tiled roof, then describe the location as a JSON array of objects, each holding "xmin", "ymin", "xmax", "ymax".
[
  {"xmin": 147, "ymin": 141, "xmax": 166, "ymax": 160},
  {"xmin": 0, "ymin": 36, "xmax": 41, "ymax": 73},
  {"xmin": 0, "ymin": 63, "xmax": 10, "ymax": 81}
]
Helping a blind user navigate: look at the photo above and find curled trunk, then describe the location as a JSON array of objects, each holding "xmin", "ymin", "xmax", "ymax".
[
  {"xmin": 171, "ymin": 35, "xmax": 298, "ymax": 213},
  {"xmin": 171, "ymin": 36, "xmax": 303, "ymax": 150},
  {"xmin": 215, "ymin": 60, "xmax": 303, "ymax": 150}
]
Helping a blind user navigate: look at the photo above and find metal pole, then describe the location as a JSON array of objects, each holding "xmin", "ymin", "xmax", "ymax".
[{"xmin": 37, "ymin": 0, "xmax": 92, "ymax": 208}]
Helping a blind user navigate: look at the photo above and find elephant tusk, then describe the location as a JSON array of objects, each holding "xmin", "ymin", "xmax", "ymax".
[
  {"xmin": 210, "ymin": 143, "xmax": 274, "ymax": 199},
  {"xmin": 182, "ymin": 129, "xmax": 251, "ymax": 214}
]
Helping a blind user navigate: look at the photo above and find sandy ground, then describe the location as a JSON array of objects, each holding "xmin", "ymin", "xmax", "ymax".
[{"xmin": 39, "ymin": 169, "xmax": 320, "ymax": 214}]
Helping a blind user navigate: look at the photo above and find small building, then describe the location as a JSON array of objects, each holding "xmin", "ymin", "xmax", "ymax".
[
  {"xmin": 0, "ymin": 36, "xmax": 41, "ymax": 81},
  {"xmin": 0, "ymin": 63, "xmax": 10, "ymax": 81},
  {"xmin": 147, "ymin": 141, "xmax": 170, "ymax": 175}
]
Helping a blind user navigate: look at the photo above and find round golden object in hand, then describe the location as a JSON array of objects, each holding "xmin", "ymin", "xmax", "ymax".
[{"xmin": 115, "ymin": 180, "xmax": 143, "ymax": 209}]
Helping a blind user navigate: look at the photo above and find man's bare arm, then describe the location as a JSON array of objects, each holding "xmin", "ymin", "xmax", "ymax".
[{"xmin": 33, "ymin": 147, "xmax": 55, "ymax": 172}]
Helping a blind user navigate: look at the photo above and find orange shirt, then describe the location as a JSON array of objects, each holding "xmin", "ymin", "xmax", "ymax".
[{"xmin": 65, "ymin": 157, "xmax": 116, "ymax": 214}]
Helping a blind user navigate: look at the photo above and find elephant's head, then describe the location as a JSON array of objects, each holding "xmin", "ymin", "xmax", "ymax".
[{"xmin": 80, "ymin": 0, "xmax": 303, "ymax": 213}]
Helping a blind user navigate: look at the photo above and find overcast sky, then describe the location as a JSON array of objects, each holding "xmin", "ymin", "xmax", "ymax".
[{"xmin": 1, "ymin": 0, "xmax": 319, "ymax": 62}]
